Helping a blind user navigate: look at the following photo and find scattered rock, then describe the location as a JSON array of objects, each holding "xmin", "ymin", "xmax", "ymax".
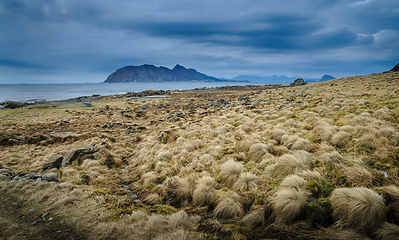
[{"xmin": 42, "ymin": 155, "xmax": 64, "ymax": 171}]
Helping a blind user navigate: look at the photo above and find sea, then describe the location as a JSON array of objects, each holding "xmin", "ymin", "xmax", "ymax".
[{"xmin": 0, "ymin": 81, "xmax": 268, "ymax": 103}]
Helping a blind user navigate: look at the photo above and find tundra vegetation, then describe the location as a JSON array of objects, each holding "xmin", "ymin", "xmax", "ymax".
[{"xmin": 1, "ymin": 71, "xmax": 399, "ymax": 239}]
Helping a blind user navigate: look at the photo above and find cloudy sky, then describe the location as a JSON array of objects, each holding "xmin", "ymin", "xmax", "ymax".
[{"xmin": 1, "ymin": 0, "xmax": 398, "ymax": 83}]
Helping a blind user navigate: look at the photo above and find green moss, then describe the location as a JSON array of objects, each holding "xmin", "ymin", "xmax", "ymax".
[
  {"xmin": 306, "ymin": 198, "xmax": 333, "ymax": 226},
  {"xmin": 148, "ymin": 204, "xmax": 177, "ymax": 215},
  {"xmin": 225, "ymin": 224, "xmax": 249, "ymax": 235}
]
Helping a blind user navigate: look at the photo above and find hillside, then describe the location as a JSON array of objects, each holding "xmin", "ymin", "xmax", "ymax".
[
  {"xmin": 104, "ymin": 64, "xmax": 221, "ymax": 83},
  {"xmin": 1, "ymin": 70, "xmax": 399, "ymax": 239}
]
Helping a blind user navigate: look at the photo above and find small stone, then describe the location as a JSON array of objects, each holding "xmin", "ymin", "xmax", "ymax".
[
  {"xmin": 42, "ymin": 213, "xmax": 49, "ymax": 218},
  {"xmin": 48, "ymin": 217, "xmax": 53, "ymax": 221},
  {"xmin": 29, "ymin": 209, "xmax": 36, "ymax": 213},
  {"xmin": 81, "ymin": 102, "xmax": 92, "ymax": 107}
]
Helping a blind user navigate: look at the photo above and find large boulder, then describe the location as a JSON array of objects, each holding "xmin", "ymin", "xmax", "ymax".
[{"xmin": 290, "ymin": 78, "xmax": 307, "ymax": 87}]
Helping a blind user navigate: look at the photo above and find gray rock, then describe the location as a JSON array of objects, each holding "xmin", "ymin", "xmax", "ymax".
[
  {"xmin": 62, "ymin": 145, "xmax": 97, "ymax": 167},
  {"xmin": 290, "ymin": 78, "xmax": 307, "ymax": 87},
  {"xmin": 42, "ymin": 174, "xmax": 57, "ymax": 182},
  {"xmin": 42, "ymin": 155, "xmax": 64, "ymax": 170},
  {"xmin": 24, "ymin": 172, "xmax": 42, "ymax": 180},
  {"xmin": 176, "ymin": 112, "xmax": 187, "ymax": 118},
  {"xmin": 171, "ymin": 116, "xmax": 180, "ymax": 122},
  {"xmin": 160, "ymin": 132, "xmax": 169, "ymax": 144},
  {"xmin": 81, "ymin": 102, "xmax": 92, "ymax": 107}
]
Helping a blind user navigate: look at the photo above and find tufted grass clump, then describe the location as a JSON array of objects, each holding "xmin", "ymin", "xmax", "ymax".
[
  {"xmin": 214, "ymin": 193, "xmax": 244, "ymax": 219},
  {"xmin": 219, "ymin": 160, "xmax": 245, "ymax": 187},
  {"xmin": 330, "ymin": 187, "xmax": 386, "ymax": 231}
]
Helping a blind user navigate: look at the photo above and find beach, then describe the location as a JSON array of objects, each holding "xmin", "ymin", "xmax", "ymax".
[{"xmin": 1, "ymin": 71, "xmax": 399, "ymax": 239}]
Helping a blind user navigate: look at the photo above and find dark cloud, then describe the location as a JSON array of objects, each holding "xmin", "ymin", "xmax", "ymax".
[{"xmin": 0, "ymin": 0, "xmax": 398, "ymax": 83}]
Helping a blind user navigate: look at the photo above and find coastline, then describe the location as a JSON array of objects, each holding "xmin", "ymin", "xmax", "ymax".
[{"xmin": 0, "ymin": 82, "xmax": 287, "ymax": 109}]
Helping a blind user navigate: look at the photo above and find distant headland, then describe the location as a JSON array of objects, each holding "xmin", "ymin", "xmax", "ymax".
[{"xmin": 104, "ymin": 64, "xmax": 240, "ymax": 83}]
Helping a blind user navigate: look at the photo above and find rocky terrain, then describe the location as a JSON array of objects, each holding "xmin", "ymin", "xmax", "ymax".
[{"xmin": 1, "ymin": 71, "xmax": 399, "ymax": 239}]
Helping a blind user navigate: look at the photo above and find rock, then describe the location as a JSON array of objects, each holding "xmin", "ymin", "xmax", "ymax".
[
  {"xmin": 42, "ymin": 155, "xmax": 64, "ymax": 170},
  {"xmin": 238, "ymin": 97, "xmax": 250, "ymax": 101},
  {"xmin": 24, "ymin": 172, "xmax": 42, "ymax": 180},
  {"xmin": 81, "ymin": 102, "xmax": 92, "ymax": 107},
  {"xmin": 290, "ymin": 78, "xmax": 307, "ymax": 87},
  {"xmin": 160, "ymin": 132, "xmax": 169, "ymax": 144},
  {"xmin": 170, "ymin": 116, "xmax": 179, "ymax": 122},
  {"xmin": 103, "ymin": 122, "xmax": 118, "ymax": 128},
  {"xmin": 60, "ymin": 121, "xmax": 68, "ymax": 126},
  {"xmin": 62, "ymin": 145, "xmax": 97, "ymax": 167},
  {"xmin": 42, "ymin": 174, "xmax": 57, "ymax": 182},
  {"xmin": 3, "ymin": 101, "xmax": 29, "ymax": 109}
]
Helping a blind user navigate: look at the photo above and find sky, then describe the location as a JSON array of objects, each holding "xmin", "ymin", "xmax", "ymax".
[{"xmin": 0, "ymin": 0, "xmax": 398, "ymax": 83}]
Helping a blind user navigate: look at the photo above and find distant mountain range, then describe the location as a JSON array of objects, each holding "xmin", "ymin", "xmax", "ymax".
[
  {"xmin": 104, "ymin": 63, "xmax": 335, "ymax": 84},
  {"xmin": 104, "ymin": 64, "xmax": 241, "ymax": 83},
  {"xmin": 232, "ymin": 74, "xmax": 335, "ymax": 83}
]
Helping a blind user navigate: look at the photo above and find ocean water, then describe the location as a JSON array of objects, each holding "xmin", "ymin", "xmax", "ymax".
[{"xmin": 0, "ymin": 81, "xmax": 267, "ymax": 103}]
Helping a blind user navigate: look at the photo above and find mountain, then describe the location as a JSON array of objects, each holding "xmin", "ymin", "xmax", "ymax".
[
  {"xmin": 319, "ymin": 74, "xmax": 336, "ymax": 82},
  {"xmin": 104, "ymin": 64, "xmax": 222, "ymax": 83},
  {"xmin": 232, "ymin": 74, "xmax": 320, "ymax": 84},
  {"xmin": 390, "ymin": 63, "xmax": 399, "ymax": 72},
  {"xmin": 232, "ymin": 75, "xmax": 297, "ymax": 84}
]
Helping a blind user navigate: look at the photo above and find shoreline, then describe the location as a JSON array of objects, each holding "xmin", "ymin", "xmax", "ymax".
[{"xmin": 0, "ymin": 82, "xmax": 288, "ymax": 109}]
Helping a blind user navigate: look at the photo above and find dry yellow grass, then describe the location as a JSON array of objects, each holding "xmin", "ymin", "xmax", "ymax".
[{"xmin": 0, "ymin": 70, "xmax": 398, "ymax": 239}]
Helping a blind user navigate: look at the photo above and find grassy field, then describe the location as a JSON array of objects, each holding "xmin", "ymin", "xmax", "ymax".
[{"xmin": 1, "ymin": 71, "xmax": 399, "ymax": 239}]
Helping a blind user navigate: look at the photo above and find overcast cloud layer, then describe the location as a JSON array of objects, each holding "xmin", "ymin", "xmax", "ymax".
[{"xmin": 1, "ymin": 0, "xmax": 398, "ymax": 83}]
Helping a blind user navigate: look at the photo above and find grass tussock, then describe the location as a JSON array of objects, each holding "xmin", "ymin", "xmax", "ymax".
[
  {"xmin": 248, "ymin": 143, "xmax": 269, "ymax": 162},
  {"xmin": 214, "ymin": 193, "xmax": 244, "ymax": 219},
  {"xmin": 233, "ymin": 172, "xmax": 259, "ymax": 191},
  {"xmin": 376, "ymin": 222, "xmax": 399, "ymax": 240},
  {"xmin": 240, "ymin": 209, "xmax": 265, "ymax": 228},
  {"xmin": 343, "ymin": 166, "xmax": 373, "ymax": 187},
  {"xmin": 193, "ymin": 183, "xmax": 218, "ymax": 207},
  {"xmin": 219, "ymin": 160, "xmax": 245, "ymax": 187},
  {"xmin": 276, "ymin": 151, "xmax": 311, "ymax": 175},
  {"xmin": 271, "ymin": 188, "xmax": 309, "ymax": 224},
  {"xmin": 330, "ymin": 187, "xmax": 386, "ymax": 231}
]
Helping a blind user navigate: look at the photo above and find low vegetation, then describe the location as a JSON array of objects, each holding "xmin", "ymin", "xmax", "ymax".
[{"xmin": 1, "ymin": 71, "xmax": 399, "ymax": 239}]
